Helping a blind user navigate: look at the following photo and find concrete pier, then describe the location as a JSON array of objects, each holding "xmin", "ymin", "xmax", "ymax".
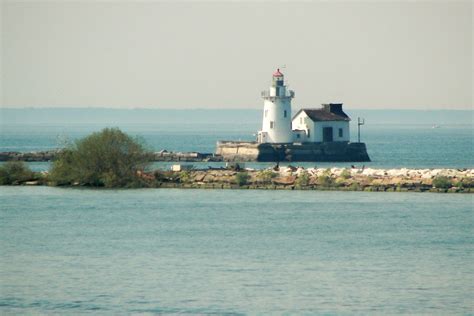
[{"xmin": 216, "ymin": 141, "xmax": 371, "ymax": 162}]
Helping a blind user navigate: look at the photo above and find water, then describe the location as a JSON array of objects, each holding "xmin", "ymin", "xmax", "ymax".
[
  {"xmin": 1, "ymin": 108, "xmax": 473, "ymax": 169},
  {"xmin": 1, "ymin": 109, "xmax": 473, "ymax": 314},
  {"xmin": 1, "ymin": 187, "xmax": 473, "ymax": 314}
]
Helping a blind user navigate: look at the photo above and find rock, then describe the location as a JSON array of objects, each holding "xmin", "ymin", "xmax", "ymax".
[
  {"xmin": 203, "ymin": 174, "xmax": 215, "ymax": 183},
  {"xmin": 193, "ymin": 173, "xmax": 206, "ymax": 182},
  {"xmin": 272, "ymin": 176, "xmax": 296, "ymax": 185},
  {"xmin": 24, "ymin": 181, "xmax": 39, "ymax": 185}
]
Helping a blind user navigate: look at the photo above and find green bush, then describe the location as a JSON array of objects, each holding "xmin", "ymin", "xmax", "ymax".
[
  {"xmin": 256, "ymin": 169, "xmax": 276, "ymax": 184},
  {"xmin": 340, "ymin": 169, "xmax": 351, "ymax": 179},
  {"xmin": 295, "ymin": 171, "xmax": 310, "ymax": 187},
  {"xmin": 49, "ymin": 128, "xmax": 151, "ymax": 187},
  {"xmin": 235, "ymin": 172, "xmax": 250, "ymax": 186},
  {"xmin": 432, "ymin": 176, "xmax": 452, "ymax": 189},
  {"xmin": 179, "ymin": 171, "xmax": 191, "ymax": 183},
  {"xmin": 317, "ymin": 175, "xmax": 334, "ymax": 187},
  {"xmin": 0, "ymin": 161, "xmax": 36, "ymax": 185}
]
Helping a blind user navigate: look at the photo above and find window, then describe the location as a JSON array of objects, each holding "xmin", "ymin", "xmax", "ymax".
[
  {"xmin": 307, "ymin": 129, "xmax": 310, "ymax": 138},
  {"xmin": 270, "ymin": 121, "xmax": 274, "ymax": 129},
  {"xmin": 339, "ymin": 128, "xmax": 343, "ymax": 137},
  {"xmin": 300, "ymin": 117, "xmax": 303, "ymax": 124},
  {"xmin": 296, "ymin": 134, "xmax": 300, "ymax": 138},
  {"xmin": 284, "ymin": 110, "xmax": 287, "ymax": 118}
]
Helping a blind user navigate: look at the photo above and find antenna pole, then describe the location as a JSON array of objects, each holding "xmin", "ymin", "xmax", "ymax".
[{"xmin": 357, "ymin": 117, "xmax": 365, "ymax": 143}]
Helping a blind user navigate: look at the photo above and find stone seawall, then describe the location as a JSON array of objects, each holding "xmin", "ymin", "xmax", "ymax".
[{"xmin": 216, "ymin": 141, "xmax": 371, "ymax": 162}]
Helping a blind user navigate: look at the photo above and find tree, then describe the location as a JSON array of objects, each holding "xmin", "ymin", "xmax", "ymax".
[
  {"xmin": 49, "ymin": 128, "xmax": 151, "ymax": 187},
  {"xmin": 0, "ymin": 161, "xmax": 36, "ymax": 185}
]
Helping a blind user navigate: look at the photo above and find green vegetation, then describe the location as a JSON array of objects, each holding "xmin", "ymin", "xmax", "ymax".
[
  {"xmin": 317, "ymin": 170, "xmax": 334, "ymax": 187},
  {"xmin": 453, "ymin": 178, "xmax": 474, "ymax": 188},
  {"xmin": 235, "ymin": 172, "xmax": 250, "ymax": 186},
  {"xmin": 0, "ymin": 161, "xmax": 38, "ymax": 185},
  {"xmin": 432, "ymin": 176, "xmax": 452, "ymax": 189},
  {"xmin": 49, "ymin": 128, "xmax": 151, "ymax": 187},
  {"xmin": 179, "ymin": 171, "xmax": 191, "ymax": 183},
  {"xmin": 340, "ymin": 169, "xmax": 351, "ymax": 179},
  {"xmin": 256, "ymin": 169, "xmax": 276, "ymax": 184},
  {"xmin": 295, "ymin": 171, "xmax": 310, "ymax": 188}
]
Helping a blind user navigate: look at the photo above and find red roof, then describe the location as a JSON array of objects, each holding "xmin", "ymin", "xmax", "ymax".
[{"xmin": 273, "ymin": 68, "xmax": 284, "ymax": 77}]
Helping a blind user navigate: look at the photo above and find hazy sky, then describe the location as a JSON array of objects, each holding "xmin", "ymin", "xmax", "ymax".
[{"xmin": 1, "ymin": 0, "xmax": 472, "ymax": 109}]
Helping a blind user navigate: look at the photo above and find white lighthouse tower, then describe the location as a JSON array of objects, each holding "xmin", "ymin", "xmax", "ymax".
[{"xmin": 257, "ymin": 69, "xmax": 295, "ymax": 143}]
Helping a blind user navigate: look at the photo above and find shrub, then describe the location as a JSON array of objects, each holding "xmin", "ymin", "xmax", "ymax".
[
  {"xmin": 340, "ymin": 169, "xmax": 351, "ymax": 179},
  {"xmin": 235, "ymin": 172, "xmax": 250, "ymax": 186},
  {"xmin": 256, "ymin": 169, "xmax": 276, "ymax": 184},
  {"xmin": 49, "ymin": 128, "xmax": 151, "ymax": 187},
  {"xmin": 295, "ymin": 171, "xmax": 310, "ymax": 187},
  {"xmin": 348, "ymin": 183, "xmax": 360, "ymax": 191},
  {"xmin": 179, "ymin": 171, "xmax": 191, "ymax": 183},
  {"xmin": 432, "ymin": 176, "xmax": 452, "ymax": 189},
  {"xmin": 317, "ymin": 175, "xmax": 334, "ymax": 187},
  {"xmin": 0, "ymin": 161, "xmax": 36, "ymax": 185}
]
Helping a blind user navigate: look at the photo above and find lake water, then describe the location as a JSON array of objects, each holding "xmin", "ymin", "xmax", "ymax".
[
  {"xmin": 1, "ymin": 109, "xmax": 473, "ymax": 314},
  {"xmin": 1, "ymin": 108, "xmax": 473, "ymax": 170},
  {"xmin": 1, "ymin": 187, "xmax": 473, "ymax": 314}
]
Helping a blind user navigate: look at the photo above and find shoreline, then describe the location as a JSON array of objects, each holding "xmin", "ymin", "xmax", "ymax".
[{"xmin": 4, "ymin": 167, "xmax": 473, "ymax": 193}]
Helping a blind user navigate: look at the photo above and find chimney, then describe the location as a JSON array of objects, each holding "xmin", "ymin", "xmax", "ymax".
[{"xmin": 322, "ymin": 103, "xmax": 343, "ymax": 114}]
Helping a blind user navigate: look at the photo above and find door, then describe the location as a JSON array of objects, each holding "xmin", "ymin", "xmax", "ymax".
[{"xmin": 323, "ymin": 127, "xmax": 333, "ymax": 142}]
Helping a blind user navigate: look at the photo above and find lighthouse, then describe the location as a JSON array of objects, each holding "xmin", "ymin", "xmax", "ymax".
[{"xmin": 257, "ymin": 69, "xmax": 295, "ymax": 143}]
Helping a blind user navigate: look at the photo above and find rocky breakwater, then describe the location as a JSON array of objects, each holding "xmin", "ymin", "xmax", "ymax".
[
  {"xmin": 0, "ymin": 150, "xmax": 59, "ymax": 162},
  {"xmin": 0, "ymin": 150, "xmax": 223, "ymax": 162},
  {"xmin": 155, "ymin": 167, "xmax": 474, "ymax": 193}
]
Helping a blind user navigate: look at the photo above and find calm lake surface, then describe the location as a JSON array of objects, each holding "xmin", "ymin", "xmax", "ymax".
[
  {"xmin": 1, "ymin": 187, "xmax": 473, "ymax": 314},
  {"xmin": 1, "ymin": 108, "xmax": 473, "ymax": 169},
  {"xmin": 1, "ymin": 109, "xmax": 473, "ymax": 314}
]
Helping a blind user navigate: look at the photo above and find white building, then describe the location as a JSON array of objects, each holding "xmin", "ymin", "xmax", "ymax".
[
  {"xmin": 257, "ymin": 69, "xmax": 351, "ymax": 144},
  {"xmin": 292, "ymin": 104, "xmax": 350, "ymax": 142},
  {"xmin": 257, "ymin": 69, "xmax": 295, "ymax": 143}
]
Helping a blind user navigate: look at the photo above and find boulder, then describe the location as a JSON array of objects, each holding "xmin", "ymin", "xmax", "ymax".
[{"xmin": 272, "ymin": 176, "xmax": 296, "ymax": 185}]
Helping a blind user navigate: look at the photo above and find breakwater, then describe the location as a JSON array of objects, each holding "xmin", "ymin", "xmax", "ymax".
[
  {"xmin": 150, "ymin": 167, "xmax": 473, "ymax": 193},
  {"xmin": 0, "ymin": 150, "xmax": 222, "ymax": 162},
  {"xmin": 11, "ymin": 166, "xmax": 472, "ymax": 193}
]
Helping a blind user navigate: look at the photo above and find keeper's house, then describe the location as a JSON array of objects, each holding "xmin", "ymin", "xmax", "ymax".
[
  {"xmin": 292, "ymin": 103, "xmax": 350, "ymax": 143},
  {"xmin": 216, "ymin": 69, "xmax": 370, "ymax": 162}
]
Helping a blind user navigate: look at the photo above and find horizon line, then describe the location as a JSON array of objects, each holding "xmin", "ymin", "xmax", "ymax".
[{"xmin": 1, "ymin": 107, "xmax": 472, "ymax": 111}]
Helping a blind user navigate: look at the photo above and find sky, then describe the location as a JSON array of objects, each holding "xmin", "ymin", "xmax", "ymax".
[{"xmin": 1, "ymin": 0, "xmax": 472, "ymax": 110}]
